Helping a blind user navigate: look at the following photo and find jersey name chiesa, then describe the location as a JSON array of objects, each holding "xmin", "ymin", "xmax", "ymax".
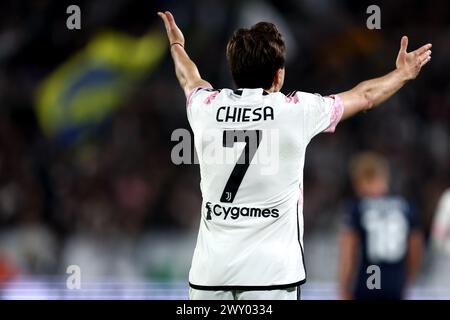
[{"xmin": 186, "ymin": 86, "xmax": 343, "ymax": 289}]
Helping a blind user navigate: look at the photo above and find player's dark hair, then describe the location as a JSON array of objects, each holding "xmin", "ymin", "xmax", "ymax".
[{"xmin": 226, "ymin": 22, "xmax": 286, "ymax": 89}]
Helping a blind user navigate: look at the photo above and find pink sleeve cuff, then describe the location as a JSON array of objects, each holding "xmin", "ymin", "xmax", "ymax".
[
  {"xmin": 186, "ymin": 84, "xmax": 213, "ymax": 109},
  {"xmin": 324, "ymin": 94, "xmax": 344, "ymax": 133}
]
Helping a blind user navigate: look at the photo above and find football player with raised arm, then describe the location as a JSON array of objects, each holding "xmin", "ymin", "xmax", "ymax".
[{"xmin": 158, "ymin": 11, "xmax": 431, "ymax": 300}]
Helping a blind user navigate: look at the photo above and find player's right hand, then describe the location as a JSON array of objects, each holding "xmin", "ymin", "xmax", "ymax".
[
  {"xmin": 395, "ymin": 36, "xmax": 432, "ymax": 80},
  {"xmin": 157, "ymin": 11, "xmax": 185, "ymax": 48}
]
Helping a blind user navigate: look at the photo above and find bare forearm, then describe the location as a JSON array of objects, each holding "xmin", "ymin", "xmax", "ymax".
[
  {"xmin": 405, "ymin": 231, "xmax": 424, "ymax": 286},
  {"xmin": 170, "ymin": 44, "xmax": 202, "ymax": 94},
  {"xmin": 338, "ymin": 231, "xmax": 358, "ymax": 299},
  {"xmin": 357, "ymin": 69, "xmax": 408, "ymax": 108},
  {"xmin": 158, "ymin": 11, "xmax": 210, "ymax": 98},
  {"xmin": 338, "ymin": 260, "xmax": 355, "ymax": 299},
  {"xmin": 340, "ymin": 69, "xmax": 408, "ymax": 120}
]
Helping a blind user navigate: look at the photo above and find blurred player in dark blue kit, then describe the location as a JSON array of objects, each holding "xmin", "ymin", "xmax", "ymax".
[{"xmin": 338, "ymin": 152, "xmax": 423, "ymax": 300}]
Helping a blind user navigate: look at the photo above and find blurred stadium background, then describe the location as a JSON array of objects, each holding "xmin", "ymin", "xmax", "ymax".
[{"xmin": 0, "ymin": 0, "xmax": 449, "ymax": 299}]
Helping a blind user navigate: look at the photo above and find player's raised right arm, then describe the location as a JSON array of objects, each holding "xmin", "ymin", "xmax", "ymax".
[
  {"xmin": 338, "ymin": 36, "xmax": 432, "ymax": 121},
  {"xmin": 158, "ymin": 11, "xmax": 211, "ymax": 98}
]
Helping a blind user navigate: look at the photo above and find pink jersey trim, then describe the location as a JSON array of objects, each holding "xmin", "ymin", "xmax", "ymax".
[
  {"xmin": 204, "ymin": 91, "xmax": 220, "ymax": 104},
  {"xmin": 186, "ymin": 84, "xmax": 213, "ymax": 109},
  {"xmin": 433, "ymin": 225, "xmax": 450, "ymax": 239},
  {"xmin": 324, "ymin": 94, "xmax": 344, "ymax": 133},
  {"xmin": 285, "ymin": 92, "xmax": 300, "ymax": 104}
]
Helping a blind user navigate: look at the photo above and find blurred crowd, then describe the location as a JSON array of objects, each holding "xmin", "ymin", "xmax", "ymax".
[{"xmin": 0, "ymin": 0, "xmax": 449, "ymax": 286}]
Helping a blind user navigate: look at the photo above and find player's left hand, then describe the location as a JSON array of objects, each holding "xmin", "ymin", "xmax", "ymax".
[
  {"xmin": 395, "ymin": 36, "xmax": 432, "ymax": 80},
  {"xmin": 157, "ymin": 11, "xmax": 185, "ymax": 47}
]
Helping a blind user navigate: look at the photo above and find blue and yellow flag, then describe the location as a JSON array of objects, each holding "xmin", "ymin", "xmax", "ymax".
[{"xmin": 35, "ymin": 29, "xmax": 167, "ymax": 144}]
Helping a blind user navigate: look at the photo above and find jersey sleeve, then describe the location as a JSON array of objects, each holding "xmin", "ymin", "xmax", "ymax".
[
  {"xmin": 431, "ymin": 190, "xmax": 450, "ymax": 247},
  {"xmin": 296, "ymin": 92, "xmax": 344, "ymax": 141},
  {"xmin": 407, "ymin": 202, "xmax": 421, "ymax": 231},
  {"xmin": 186, "ymin": 85, "xmax": 215, "ymax": 125},
  {"xmin": 186, "ymin": 85, "xmax": 213, "ymax": 108},
  {"xmin": 342, "ymin": 200, "xmax": 361, "ymax": 232}
]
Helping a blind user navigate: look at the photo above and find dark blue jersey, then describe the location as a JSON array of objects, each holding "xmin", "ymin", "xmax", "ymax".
[{"xmin": 344, "ymin": 195, "xmax": 418, "ymax": 300}]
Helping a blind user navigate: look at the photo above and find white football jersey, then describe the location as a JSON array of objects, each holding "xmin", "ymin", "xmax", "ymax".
[
  {"xmin": 432, "ymin": 189, "xmax": 450, "ymax": 254},
  {"xmin": 186, "ymin": 86, "xmax": 343, "ymax": 290}
]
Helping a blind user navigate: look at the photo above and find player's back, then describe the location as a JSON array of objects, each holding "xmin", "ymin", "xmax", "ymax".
[
  {"xmin": 193, "ymin": 88, "xmax": 306, "ymax": 206},
  {"xmin": 186, "ymin": 87, "xmax": 343, "ymax": 289},
  {"xmin": 346, "ymin": 195, "xmax": 417, "ymax": 299}
]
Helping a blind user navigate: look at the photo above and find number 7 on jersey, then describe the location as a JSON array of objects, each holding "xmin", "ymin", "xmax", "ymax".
[{"xmin": 220, "ymin": 130, "xmax": 262, "ymax": 203}]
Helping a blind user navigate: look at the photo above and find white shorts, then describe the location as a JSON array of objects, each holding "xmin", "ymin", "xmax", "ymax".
[{"xmin": 189, "ymin": 286, "xmax": 300, "ymax": 300}]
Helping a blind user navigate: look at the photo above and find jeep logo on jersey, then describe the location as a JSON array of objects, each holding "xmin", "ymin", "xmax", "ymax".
[{"xmin": 205, "ymin": 202, "xmax": 279, "ymax": 220}]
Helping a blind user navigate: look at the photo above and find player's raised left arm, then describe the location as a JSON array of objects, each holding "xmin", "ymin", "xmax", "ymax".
[
  {"xmin": 338, "ymin": 36, "xmax": 432, "ymax": 120},
  {"xmin": 158, "ymin": 11, "xmax": 211, "ymax": 97}
]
